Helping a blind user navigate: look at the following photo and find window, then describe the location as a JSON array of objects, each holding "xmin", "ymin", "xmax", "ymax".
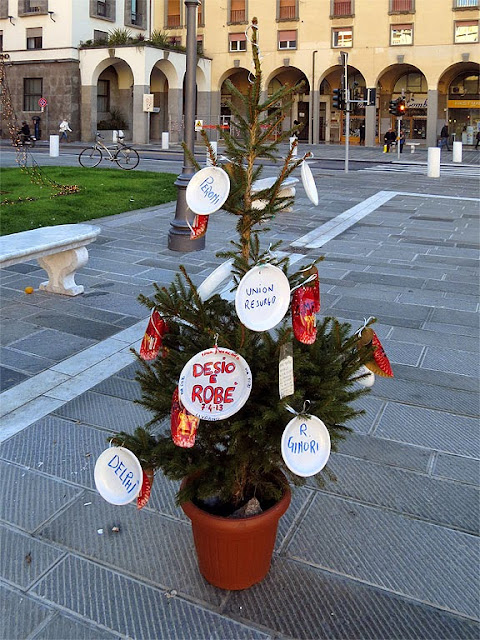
[
  {"xmin": 230, "ymin": 0, "xmax": 246, "ymax": 24},
  {"xmin": 126, "ymin": 0, "xmax": 145, "ymax": 27},
  {"xmin": 229, "ymin": 32, "xmax": 247, "ymax": 51},
  {"xmin": 0, "ymin": 31, "xmax": 3, "ymax": 52},
  {"xmin": 26, "ymin": 27, "xmax": 43, "ymax": 49},
  {"xmin": 278, "ymin": 30, "xmax": 297, "ymax": 49},
  {"xmin": 332, "ymin": 27, "xmax": 352, "ymax": 47},
  {"xmin": 167, "ymin": 35, "xmax": 182, "ymax": 46},
  {"xmin": 23, "ymin": 78, "xmax": 42, "ymax": 111},
  {"xmin": 94, "ymin": 30, "xmax": 108, "ymax": 43},
  {"xmin": 198, "ymin": 1, "xmax": 204, "ymax": 26},
  {"xmin": 391, "ymin": 24, "xmax": 413, "ymax": 45},
  {"xmin": 90, "ymin": 0, "xmax": 115, "ymax": 20},
  {"xmin": 97, "ymin": 79, "xmax": 110, "ymax": 113},
  {"xmin": 18, "ymin": 0, "xmax": 48, "ymax": 15},
  {"xmin": 331, "ymin": 0, "xmax": 353, "ymax": 17},
  {"xmin": 197, "ymin": 35, "xmax": 203, "ymax": 55},
  {"xmin": 166, "ymin": 0, "xmax": 181, "ymax": 27},
  {"xmin": 278, "ymin": 0, "xmax": 297, "ymax": 20},
  {"xmin": 454, "ymin": 20, "xmax": 479, "ymax": 42},
  {"xmin": 0, "ymin": 1, "xmax": 7, "ymax": 20},
  {"xmin": 454, "ymin": 0, "xmax": 478, "ymax": 7},
  {"xmin": 389, "ymin": 0, "xmax": 415, "ymax": 12}
]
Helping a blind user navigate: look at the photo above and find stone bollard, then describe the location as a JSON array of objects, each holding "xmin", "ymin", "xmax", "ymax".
[
  {"xmin": 206, "ymin": 141, "xmax": 218, "ymax": 166},
  {"xmin": 113, "ymin": 130, "xmax": 118, "ymax": 143},
  {"xmin": 162, "ymin": 132, "xmax": 169, "ymax": 150},
  {"xmin": 453, "ymin": 141, "xmax": 462, "ymax": 163},
  {"xmin": 49, "ymin": 134, "xmax": 59, "ymax": 157},
  {"xmin": 427, "ymin": 147, "xmax": 440, "ymax": 178}
]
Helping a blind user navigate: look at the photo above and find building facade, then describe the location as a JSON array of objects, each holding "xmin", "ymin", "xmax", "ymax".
[{"xmin": 1, "ymin": 0, "xmax": 478, "ymax": 146}]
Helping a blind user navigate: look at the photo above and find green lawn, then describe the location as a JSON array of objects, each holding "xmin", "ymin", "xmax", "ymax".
[{"xmin": 0, "ymin": 166, "xmax": 177, "ymax": 235}]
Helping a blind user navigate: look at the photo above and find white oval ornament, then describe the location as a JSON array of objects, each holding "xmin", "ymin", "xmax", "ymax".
[
  {"xmin": 301, "ymin": 161, "xmax": 318, "ymax": 206},
  {"xmin": 235, "ymin": 264, "xmax": 291, "ymax": 332},
  {"xmin": 197, "ymin": 259, "xmax": 233, "ymax": 302},
  {"xmin": 186, "ymin": 166, "xmax": 230, "ymax": 215},
  {"xmin": 281, "ymin": 415, "xmax": 331, "ymax": 477},
  {"xmin": 94, "ymin": 447, "xmax": 143, "ymax": 505},
  {"xmin": 178, "ymin": 346, "xmax": 252, "ymax": 421},
  {"xmin": 356, "ymin": 364, "xmax": 375, "ymax": 388}
]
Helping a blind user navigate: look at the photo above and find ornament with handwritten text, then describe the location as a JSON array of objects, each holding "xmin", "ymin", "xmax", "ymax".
[
  {"xmin": 281, "ymin": 415, "xmax": 331, "ymax": 477},
  {"xmin": 178, "ymin": 347, "xmax": 252, "ymax": 421},
  {"xmin": 94, "ymin": 447, "xmax": 143, "ymax": 505},
  {"xmin": 235, "ymin": 263, "xmax": 291, "ymax": 331},
  {"xmin": 185, "ymin": 166, "xmax": 230, "ymax": 215},
  {"xmin": 171, "ymin": 386, "xmax": 200, "ymax": 447}
]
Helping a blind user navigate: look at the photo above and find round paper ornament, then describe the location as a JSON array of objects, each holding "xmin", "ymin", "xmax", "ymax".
[
  {"xmin": 356, "ymin": 364, "xmax": 375, "ymax": 388},
  {"xmin": 301, "ymin": 161, "xmax": 318, "ymax": 206},
  {"xmin": 178, "ymin": 346, "xmax": 252, "ymax": 421},
  {"xmin": 235, "ymin": 263, "xmax": 291, "ymax": 331},
  {"xmin": 94, "ymin": 447, "xmax": 143, "ymax": 505},
  {"xmin": 186, "ymin": 166, "xmax": 230, "ymax": 215},
  {"xmin": 281, "ymin": 415, "xmax": 331, "ymax": 477},
  {"xmin": 197, "ymin": 259, "xmax": 233, "ymax": 302}
]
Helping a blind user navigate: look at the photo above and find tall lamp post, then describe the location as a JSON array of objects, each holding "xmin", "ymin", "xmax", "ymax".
[{"xmin": 168, "ymin": 0, "xmax": 205, "ymax": 252}]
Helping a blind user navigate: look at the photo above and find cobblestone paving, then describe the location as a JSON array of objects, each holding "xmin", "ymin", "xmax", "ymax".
[{"xmin": 1, "ymin": 146, "xmax": 479, "ymax": 639}]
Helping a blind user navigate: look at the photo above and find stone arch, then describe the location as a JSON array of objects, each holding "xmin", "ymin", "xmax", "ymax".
[
  {"xmin": 438, "ymin": 62, "xmax": 479, "ymax": 143},
  {"xmin": 265, "ymin": 66, "xmax": 310, "ymax": 140}
]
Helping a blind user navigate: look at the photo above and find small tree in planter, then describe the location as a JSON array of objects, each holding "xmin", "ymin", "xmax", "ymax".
[{"xmin": 111, "ymin": 18, "xmax": 381, "ymax": 589}]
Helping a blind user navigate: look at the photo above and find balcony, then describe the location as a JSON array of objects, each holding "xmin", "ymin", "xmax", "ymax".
[
  {"xmin": 167, "ymin": 14, "xmax": 181, "ymax": 28},
  {"xmin": 279, "ymin": 5, "xmax": 296, "ymax": 19},
  {"xmin": 390, "ymin": 0, "xmax": 415, "ymax": 12},
  {"xmin": 332, "ymin": 1, "xmax": 353, "ymax": 17},
  {"xmin": 230, "ymin": 9, "xmax": 246, "ymax": 23}
]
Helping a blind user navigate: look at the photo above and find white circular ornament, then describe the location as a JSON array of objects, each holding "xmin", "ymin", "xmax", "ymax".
[
  {"xmin": 301, "ymin": 161, "xmax": 318, "ymax": 206},
  {"xmin": 356, "ymin": 364, "xmax": 375, "ymax": 388},
  {"xmin": 178, "ymin": 346, "xmax": 252, "ymax": 421},
  {"xmin": 235, "ymin": 264, "xmax": 291, "ymax": 331},
  {"xmin": 186, "ymin": 166, "xmax": 230, "ymax": 215},
  {"xmin": 281, "ymin": 415, "xmax": 331, "ymax": 477},
  {"xmin": 94, "ymin": 447, "xmax": 143, "ymax": 505},
  {"xmin": 197, "ymin": 259, "xmax": 233, "ymax": 302}
]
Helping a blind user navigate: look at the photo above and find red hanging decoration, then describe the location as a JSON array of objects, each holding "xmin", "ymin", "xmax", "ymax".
[
  {"xmin": 357, "ymin": 328, "xmax": 394, "ymax": 378},
  {"xmin": 171, "ymin": 387, "xmax": 200, "ymax": 448},
  {"xmin": 190, "ymin": 214, "xmax": 209, "ymax": 240},
  {"xmin": 137, "ymin": 468, "xmax": 154, "ymax": 510},
  {"xmin": 140, "ymin": 309, "xmax": 168, "ymax": 360},
  {"xmin": 291, "ymin": 266, "xmax": 320, "ymax": 345}
]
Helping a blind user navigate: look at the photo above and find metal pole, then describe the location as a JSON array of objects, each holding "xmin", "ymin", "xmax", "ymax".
[
  {"xmin": 342, "ymin": 51, "xmax": 349, "ymax": 174},
  {"xmin": 168, "ymin": 0, "xmax": 205, "ymax": 252},
  {"xmin": 397, "ymin": 116, "xmax": 401, "ymax": 160}
]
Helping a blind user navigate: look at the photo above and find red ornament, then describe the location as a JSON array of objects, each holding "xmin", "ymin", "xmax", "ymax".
[
  {"xmin": 140, "ymin": 310, "xmax": 168, "ymax": 360},
  {"xmin": 137, "ymin": 468, "xmax": 154, "ymax": 510},
  {"xmin": 171, "ymin": 387, "xmax": 200, "ymax": 448},
  {"xmin": 357, "ymin": 328, "xmax": 394, "ymax": 378},
  {"xmin": 291, "ymin": 266, "xmax": 319, "ymax": 345},
  {"xmin": 190, "ymin": 214, "xmax": 209, "ymax": 240}
]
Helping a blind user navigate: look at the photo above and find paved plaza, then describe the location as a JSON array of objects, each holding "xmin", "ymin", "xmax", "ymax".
[{"xmin": 0, "ymin": 144, "xmax": 479, "ymax": 639}]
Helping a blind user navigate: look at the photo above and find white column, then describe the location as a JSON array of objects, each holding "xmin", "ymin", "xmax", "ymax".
[
  {"xmin": 427, "ymin": 147, "xmax": 440, "ymax": 178},
  {"xmin": 452, "ymin": 141, "xmax": 462, "ymax": 163},
  {"xmin": 49, "ymin": 135, "xmax": 59, "ymax": 157}
]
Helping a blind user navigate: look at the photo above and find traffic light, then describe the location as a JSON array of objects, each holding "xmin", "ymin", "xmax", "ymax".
[
  {"xmin": 389, "ymin": 99, "xmax": 398, "ymax": 115},
  {"xmin": 332, "ymin": 88, "xmax": 345, "ymax": 110},
  {"xmin": 396, "ymin": 99, "xmax": 406, "ymax": 117}
]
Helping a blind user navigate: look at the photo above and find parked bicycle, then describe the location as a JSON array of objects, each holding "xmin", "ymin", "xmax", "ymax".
[{"xmin": 78, "ymin": 132, "xmax": 139, "ymax": 170}]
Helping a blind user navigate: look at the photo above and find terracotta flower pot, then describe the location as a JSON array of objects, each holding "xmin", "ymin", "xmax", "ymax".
[{"xmin": 180, "ymin": 476, "xmax": 291, "ymax": 590}]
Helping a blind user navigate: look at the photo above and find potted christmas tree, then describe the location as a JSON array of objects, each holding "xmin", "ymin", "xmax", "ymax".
[{"xmin": 106, "ymin": 18, "xmax": 390, "ymax": 590}]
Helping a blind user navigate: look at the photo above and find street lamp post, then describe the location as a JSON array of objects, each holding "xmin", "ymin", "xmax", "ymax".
[{"xmin": 168, "ymin": 0, "xmax": 204, "ymax": 252}]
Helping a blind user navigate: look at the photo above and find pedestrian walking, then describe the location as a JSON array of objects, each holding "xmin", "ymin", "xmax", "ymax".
[
  {"xmin": 359, "ymin": 123, "xmax": 365, "ymax": 146},
  {"xmin": 383, "ymin": 128, "xmax": 396, "ymax": 152},
  {"xmin": 475, "ymin": 130, "xmax": 480, "ymax": 150},
  {"xmin": 59, "ymin": 118, "xmax": 72, "ymax": 142},
  {"xmin": 439, "ymin": 123, "xmax": 450, "ymax": 151}
]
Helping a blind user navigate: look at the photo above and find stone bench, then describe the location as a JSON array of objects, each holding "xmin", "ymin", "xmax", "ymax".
[
  {"xmin": 0, "ymin": 223, "xmax": 101, "ymax": 296},
  {"xmin": 251, "ymin": 176, "xmax": 299, "ymax": 211}
]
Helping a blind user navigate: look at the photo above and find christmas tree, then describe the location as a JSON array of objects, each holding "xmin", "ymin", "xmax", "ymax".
[{"xmin": 112, "ymin": 18, "xmax": 377, "ymax": 513}]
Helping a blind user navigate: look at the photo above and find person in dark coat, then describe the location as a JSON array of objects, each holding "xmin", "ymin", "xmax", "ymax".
[
  {"xmin": 439, "ymin": 123, "xmax": 450, "ymax": 151},
  {"xmin": 359, "ymin": 123, "xmax": 365, "ymax": 146},
  {"xmin": 384, "ymin": 128, "xmax": 396, "ymax": 152}
]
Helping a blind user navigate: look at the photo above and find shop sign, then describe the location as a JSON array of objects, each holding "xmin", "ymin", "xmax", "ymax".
[{"xmin": 448, "ymin": 99, "xmax": 480, "ymax": 109}]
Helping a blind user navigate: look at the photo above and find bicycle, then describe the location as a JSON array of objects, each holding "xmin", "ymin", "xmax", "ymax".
[{"xmin": 78, "ymin": 133, "xmax": 139, "ymax": 170}]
